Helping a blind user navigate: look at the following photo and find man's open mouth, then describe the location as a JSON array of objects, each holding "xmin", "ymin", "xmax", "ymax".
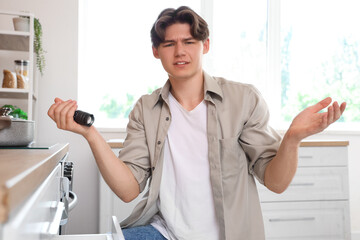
[{"xmin": 174, "ymin": 61, "xmax": 189, "ymax": 65}]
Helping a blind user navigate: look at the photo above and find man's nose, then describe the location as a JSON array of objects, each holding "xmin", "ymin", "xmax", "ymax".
[{"xmin": 175, "ymin": 43, "xmax": 185, "ymax": 56}]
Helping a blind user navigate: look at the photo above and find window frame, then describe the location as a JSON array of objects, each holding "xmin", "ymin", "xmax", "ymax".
[{"xmin": 79, "ymin": 0, "xmax": 359, "ymax": 133}]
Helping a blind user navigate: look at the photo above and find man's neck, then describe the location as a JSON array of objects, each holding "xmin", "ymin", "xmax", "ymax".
[{"xmin": 169, "ymin": 71, "xmax": 204, "ymax": 111}]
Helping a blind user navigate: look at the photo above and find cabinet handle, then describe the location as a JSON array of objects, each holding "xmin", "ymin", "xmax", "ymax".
[
  {"xmin": 299, "ymin": 155, "xmax": 313, "ymax": 159},
  {"xmin": 290, "ymin": 182, "xmax": 315, "ymax": 187},
  {"xmin": 269, "ymin": 217, "xmax": 315, "ymax": 222},
  {"xmin": 41, "ymin": 201, "xmax": 64, "ymax": 237},
  {"xmin": 68, "ymin": 191, "xmax": 78, "ymax": 211},
  {"xmin": 49, "ymin": 201, "xmax": 64, "ymax": 235},
  {"xmin": 112, "ymin": 215, "xmax": 125, "ymax": 240}
]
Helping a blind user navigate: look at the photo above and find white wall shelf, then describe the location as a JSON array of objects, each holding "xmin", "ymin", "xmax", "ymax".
[
  {"xmin": 0, "ymin": 9, "xmax": 36, "ymax": 121},
  {"xmin": 0, "ymin": 88, "xmax": 37, "ymax": 100},
  {"xmin": 0, "ymin": 34, "xmax": 30, "ymax": 51}
]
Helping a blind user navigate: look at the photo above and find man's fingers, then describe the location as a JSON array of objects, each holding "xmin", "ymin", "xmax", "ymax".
[
  {"xmin": 66, "ymin": 102, "xmax": 78, "ymax": 124},
  {"xmin": 48, "ymin": 98, "xmax": 64, "ymax": 120},
  {"xmin": 54, "ymin": 100, "xmax": 73, "ymax": 128},
  {"xmin": 54, "ymin": 97, "xmax": 63, "ymax": 103},
  {"xmin": 327, "ymin": 105, "xmax": 334, "ymax": 125},
  {"xmin": 340, "ymin": 102, "xmax": 347, "ymax": 114},
  {"xmin": 59, "ymin": 101, "xmax": 76, "ymax": 128},
  {"xmin": 310, "ymin": 97, "xmax": 332, "ymax": 113},
  {"xmin": 48, "ymin": 101, "xmax": 61, "ymax": 120},
  {"xmin": 48, "ymin": 98, "xmax": 82, "ymax": 133},
  {"xmin": 326, "ymin": 101, "xmax": 346, "ymax": 125},
  {"xmin": 332, "ymin": 101, "xmax": 341, "ymax": 122},
  {"xmin": 47, "ymin": 104, "xmax": 56, "ymax": 120}
]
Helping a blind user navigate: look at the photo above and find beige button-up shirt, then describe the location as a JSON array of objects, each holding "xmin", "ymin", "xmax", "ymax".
[{"xmin": 119, "ymin": 72, "xmax": 281, "ymax": 240}]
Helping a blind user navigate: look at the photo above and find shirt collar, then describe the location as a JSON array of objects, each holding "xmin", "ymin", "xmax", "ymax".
[
  {"xmin": 152, "ymin": 71, "xmax": 223, "ymax": 108},
  {"xmin": 203, "ymin": 71, "xmax": 223, "ymax": 102}
]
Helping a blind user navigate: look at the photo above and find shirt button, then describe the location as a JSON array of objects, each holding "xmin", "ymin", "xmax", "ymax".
[
  {"xmin": 166, "ymin": 117, "xmax": 170, "ymax": 121},
  {"xmin": 157, "ymin": 141, "xmax": 161, "ymax": 145},
  {"xmin": 152, "ymin": 167, "xmax": 155, "ymax": 171}
]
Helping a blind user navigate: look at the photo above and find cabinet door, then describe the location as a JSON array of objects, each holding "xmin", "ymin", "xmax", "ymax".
[
  {"xmin": 2, "ymin": 164, "xmax": 62, "ymax": 240},
  {"xmin": 298, "ymin": 146, "xmax": 347, "ymax": 167},
  {"xmin": 258, "ymin": 166, "xmax": 349, "ymax": 202},
  {"xmin": 261, "ymin": 201, "xmax": 351, "ymax": 240}
]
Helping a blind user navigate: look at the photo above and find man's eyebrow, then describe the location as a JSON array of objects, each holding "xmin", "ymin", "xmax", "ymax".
[
  {"xmin": 162, "ymin": 37, "xmax": 196, "ymax": 43},
  {"xmin": 183, "ymin": 37, "xmax": 195, "ymax": 41},
  {"xmin": 162, "ymin": 39, "xmax": 175, "ymax": 43}
]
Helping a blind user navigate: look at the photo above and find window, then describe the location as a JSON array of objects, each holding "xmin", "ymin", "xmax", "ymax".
[
  {"xmin": 279, "ymin": 0, "xmax": 360, "ymax": 129},
  {"xmin": 79, "ymin": 0, "xmax": 360, "ymax": 130},
  {"xmin": 79, "ymin": 0, "xmax": 201, "ymax": 129},
  {"xmin": 207, "ymin": 0, "xmax": 267, "ymax": 90}
]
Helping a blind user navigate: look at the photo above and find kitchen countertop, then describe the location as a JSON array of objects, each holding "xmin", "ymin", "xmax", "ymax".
[
  {"xmin": 300, "ymin": 140, "xmax": 349, "ymax": 147},
  {"xmin": 0, "ymin": 143, "xmax": 69, "ymax": 223},
  {"xmin": 107, "ymin": 139, "xmax": 124, "ymax": 149},
  {"xmin": 107, "ymin": 139, "xmax": 349, "ymax": 148}
]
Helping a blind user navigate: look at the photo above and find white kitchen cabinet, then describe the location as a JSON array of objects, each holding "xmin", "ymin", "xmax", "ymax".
[
  {"xmin": 0, "ymin": 10, "xmax": 37, "ymax": 121},
  {"xmin": 0, "ymin": 143, "xmax": 124, "ymax": 240},
  {"xmin": 258, "ymin": 141, "xmax": 351, "ymax": 240},
  {"xmin": 0, "ymin": 144, "xmax": 69, "ymax": 240},
  {"xmin": 1, "ymin": 164, "xmax": 63, "ymax": 240},
  {"xmin": 262, "ymin": 201, "xmax": 350, "ymax": 240}
]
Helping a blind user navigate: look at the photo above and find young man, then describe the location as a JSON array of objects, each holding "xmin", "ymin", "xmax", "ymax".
[{"xmin": 48, "ymin": 6, "xmax": 346, "ymax": 240}]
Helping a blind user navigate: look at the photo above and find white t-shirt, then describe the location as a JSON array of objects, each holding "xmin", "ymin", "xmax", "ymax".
[{"xmin": 151, "ymin": 93, "xmax": 220, "ymax": 240}]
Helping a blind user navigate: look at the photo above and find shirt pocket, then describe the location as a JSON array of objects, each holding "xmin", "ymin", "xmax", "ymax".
[{"xmin": 219, "ymin": 137, "xmax": 247, "ymax": 178}]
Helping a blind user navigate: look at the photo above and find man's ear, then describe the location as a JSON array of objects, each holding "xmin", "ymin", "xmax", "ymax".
[
  {"xmin": 203, "ymin": 38, "xmax": 210, "ymax": 54},
  {"xmin": 152, "ymin": 46, "xmax": 160, "ymax": 59}
]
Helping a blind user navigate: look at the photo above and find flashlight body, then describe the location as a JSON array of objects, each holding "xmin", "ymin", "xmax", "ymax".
[{"xmin": 73, "ymin": 110, "xmax": 94, "ymax": 127}]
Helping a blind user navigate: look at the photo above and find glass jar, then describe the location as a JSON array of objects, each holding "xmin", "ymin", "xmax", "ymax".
[{"xmin": 14, "ymin": 60, "xmax": 29, "ymax": 89}]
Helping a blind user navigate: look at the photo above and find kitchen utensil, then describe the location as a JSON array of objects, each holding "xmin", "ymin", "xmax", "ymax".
[{"xmin": 0, "ymin": 107, "xmax": 34, "ymax": 146}]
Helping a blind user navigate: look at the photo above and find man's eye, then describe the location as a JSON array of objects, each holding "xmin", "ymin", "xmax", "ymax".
[
  {"xmin": 164, "ymin": 43, "xmax": 174, "ymax": 47},
  {"xmin": 186, "ymin": 41, "xmax": 195, "ymax": 45}
]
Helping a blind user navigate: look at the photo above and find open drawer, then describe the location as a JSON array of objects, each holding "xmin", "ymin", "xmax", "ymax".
[
  {"xmin": 53, "ymin": 234, "xmax": 112, "ymax": 240},
  {"xmin": 53, "ymin": 216, "xmax": 125, "ymax": 240}
]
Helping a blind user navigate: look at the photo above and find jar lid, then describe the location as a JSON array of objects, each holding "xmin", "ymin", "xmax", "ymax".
[{"xmin": 14, "ymin": 60, "xmax": 29, "ymax": 66}]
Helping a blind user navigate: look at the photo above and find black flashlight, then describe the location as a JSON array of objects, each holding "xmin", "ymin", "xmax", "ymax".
[{"xmin": 73, "ymin": 110, "xmax": 94, "ymax": 127}]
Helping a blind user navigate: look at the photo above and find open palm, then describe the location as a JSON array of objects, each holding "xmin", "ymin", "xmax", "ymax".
[{"xmin": 288, "ymin": 97, "xmax": 346, "ymax": 142}]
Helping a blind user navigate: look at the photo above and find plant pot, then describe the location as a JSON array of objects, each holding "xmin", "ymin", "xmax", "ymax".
[{"xmin": 13, "ymin": 17, "xmax": 30, "ymax": 32}]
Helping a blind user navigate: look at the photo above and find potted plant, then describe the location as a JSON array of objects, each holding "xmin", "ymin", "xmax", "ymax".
[
  {"xmin": 13, "ymin": 16, "xmax": 46, "ymax": 76},
  {"xmin": 12, "ymin": 16, "xmax": 29, "ymax": 31}
]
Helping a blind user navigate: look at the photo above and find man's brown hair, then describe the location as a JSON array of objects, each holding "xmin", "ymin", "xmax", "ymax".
[{"xmin": 151, "ymin": 6, "xmax": 209, "ymax": 48}]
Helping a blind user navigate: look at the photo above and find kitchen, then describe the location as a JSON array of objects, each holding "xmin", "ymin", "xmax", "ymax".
[{"xmin": 0, "ymin": 0, "xmax": 360, "ymax": 239}]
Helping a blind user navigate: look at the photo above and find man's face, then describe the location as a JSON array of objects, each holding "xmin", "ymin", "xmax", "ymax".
[{"xmin": 152, "ymin": 23, "xmax": 209, "ymax": 82}]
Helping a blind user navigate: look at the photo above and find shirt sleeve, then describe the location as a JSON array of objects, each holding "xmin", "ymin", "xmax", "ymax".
[
  {"xmin": 238, "ymin": 85, "xmax": 282, "ymax": 185},
  {"xmin": 118, "ymin": 98, "xmax": 151, "ymax": 192}
]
